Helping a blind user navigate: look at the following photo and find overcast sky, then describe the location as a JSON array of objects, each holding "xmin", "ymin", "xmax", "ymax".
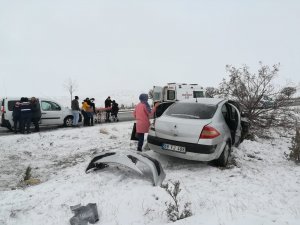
[{"xmin": 0, "ymin": 0, "xmax": 299, "ymax": 99}]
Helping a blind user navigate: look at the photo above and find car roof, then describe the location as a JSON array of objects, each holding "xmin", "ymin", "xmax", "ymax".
[
  {"xmin": 1, "ymin": 97, "xmax": 62, "ymax": 103},
  {"xmin": 177, "ymin": 98, "xmax": 226, "ymax": 105}
]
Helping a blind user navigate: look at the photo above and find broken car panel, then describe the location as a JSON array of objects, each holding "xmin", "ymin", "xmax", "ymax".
[{"xmin": 86, "ymin": 151, "xmax": 166, "ymax": 186}]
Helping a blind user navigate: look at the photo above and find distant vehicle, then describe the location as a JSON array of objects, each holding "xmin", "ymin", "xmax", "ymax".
[
  {"xmin": 147, "ymin": 98, "xmax": 248, "ymax": 167},
  {"xmin": 0, "ymin": 97, "xmax": 80, "ymax": 130},
  {"xmin": 151, "ymin": 83, "xmax": 206, "ymax": 117},
  {"xmin": 152, "ymin": 83, "xmax": 205, "ymax": 103}
]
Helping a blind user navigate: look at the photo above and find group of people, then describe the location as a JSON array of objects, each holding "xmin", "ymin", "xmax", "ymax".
[
  {"xmin": 104, "ymin": 96, "xmax": 119, "ymax": 122},
  {"xmin": 11, "ymin": 93, "xmax": 155, "ymax": 153},
  {"xmin": 71, "ymin": 96, "xmax": 120, "ymax": 127},
  {"xmin": 72, "ymin": 93, "xmax": 159, "ymax": 152},
  {"xmin": 12, "ymin": 97, "xmax": 41, "ymax": 134},
  {"xmin": 73, "ymin": 93, "xmax": 159, "ymax": 152}
]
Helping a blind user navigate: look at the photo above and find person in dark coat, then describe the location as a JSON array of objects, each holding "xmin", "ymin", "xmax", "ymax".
[
  {"xmin": 104, "ymin": 96, "xmax": 112, "ymax": 122},
  {"xmin": 12, "ymin": 101, "xmax": 21, "ymax": 133},
  {"xmin": 19, "ymin": 97, "xmax": 32, "ymax": 134},
  {"xmin": 111, "ymin": 100, "xmax": 119, "ymax": 122},
  {"xmin": 31, "ymin": 97, "xmax": 41, "ymax": 132},
  {"xmin": 71, "ymin": 96, "xmax": 80, "ymax": 127}
]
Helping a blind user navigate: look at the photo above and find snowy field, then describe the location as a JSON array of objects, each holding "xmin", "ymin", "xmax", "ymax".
[{"xmin": 0, "ymin": 121, "xmax": 300, "ymax": 225}]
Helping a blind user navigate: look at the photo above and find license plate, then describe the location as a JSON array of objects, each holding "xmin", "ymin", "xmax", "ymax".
[{"xmin": 162, "ymin": 143, "xmax": 186, "ymax": 153}]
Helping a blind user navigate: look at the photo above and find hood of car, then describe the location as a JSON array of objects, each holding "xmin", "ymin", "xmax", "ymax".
[{"xmin": 154, "ymin": 115, "xmax": 212, "ymax": 144}]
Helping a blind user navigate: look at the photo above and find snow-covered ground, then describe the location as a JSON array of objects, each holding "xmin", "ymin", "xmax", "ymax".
[{"xmin": 0, "ymin": 122, "xmax": 300, "ymax": 225}]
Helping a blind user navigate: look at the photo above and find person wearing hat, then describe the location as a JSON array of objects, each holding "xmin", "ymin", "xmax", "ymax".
[{"xmin": 133, "ymin": 93, "xmax": 159, "ymax": 151}]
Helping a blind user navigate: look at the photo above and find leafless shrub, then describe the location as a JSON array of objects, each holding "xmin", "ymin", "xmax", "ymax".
[
  {"xmin": 205, "ymin": 87, "xmax": 219, "ymax": 98},
  {"xmin": 20, "ymin": 166, "xmax": 41, "ymax": 187},
  {"xmin": 24, "ymin": 166, "xmax": 32, "ymax": 181},
  {"xmin": 162, "ymin": 181, "xmax": 192, "ymax": 222},
  {"xmin": 285, "ymin": 126, "xmax": 300, "ymax": 163},
  {"xmin": 281, "ymin": 86, "xmax": 296, "ymax": 98},
  {"xmin": 63, "ymin": 78, "xmax": 78, "ymax": 107},
  {"xmin": 218, "ymin": 62, "xmax": 296, "ymax": 134}
]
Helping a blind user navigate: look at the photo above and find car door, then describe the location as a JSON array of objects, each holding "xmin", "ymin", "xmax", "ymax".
[
  {"xmin": 228, "ymin": 103, "xmax": 242, "ymax": 146},
  {"xmin": 40, "ymin": 100, "xmax": 63, "ymax": 125}
]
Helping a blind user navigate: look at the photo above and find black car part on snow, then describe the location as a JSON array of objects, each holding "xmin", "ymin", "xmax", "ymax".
[{"xmin": 69, "ymin": 203, "xmax": 99, "ymax": 225}]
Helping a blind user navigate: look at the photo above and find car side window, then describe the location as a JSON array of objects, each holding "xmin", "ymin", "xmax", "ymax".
[
  {"xmin": 41, "ymin": 101, "xmax": 61, "ymax": 111},
  {"xmin": 167, "ymin": 90, "xmax": 176, "ymax": 101},
  {"xmin": 8, "ymin": 101, "xmax": 18, "ymax": 111}
]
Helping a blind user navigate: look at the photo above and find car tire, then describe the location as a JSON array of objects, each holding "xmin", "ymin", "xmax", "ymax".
[
  {"xmin": 215, "ymin": 143, "xmax": 231, "ymax": 167},
  {"xmin": 64, "ymin": 116, "xmax": 73, "ymax": 127},
  {"xmin": 7, "ymin": 124, "xmax": 13, "ymax": 131}
]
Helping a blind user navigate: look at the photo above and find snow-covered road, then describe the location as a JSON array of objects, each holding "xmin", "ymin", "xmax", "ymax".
[{"xmin": 0, "ymin": 122, "xmax": 300, "ymax": 225}]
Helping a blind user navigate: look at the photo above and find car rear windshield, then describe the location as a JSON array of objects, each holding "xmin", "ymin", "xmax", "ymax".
[{"xmin": 165, "ymin": 102, "xmax": 217, "ymax": 119}]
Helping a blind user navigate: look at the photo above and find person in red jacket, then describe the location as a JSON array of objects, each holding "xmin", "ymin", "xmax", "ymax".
[{"xmin": 133, "ymin": 93, "xmax": 159, "ymax": 151}]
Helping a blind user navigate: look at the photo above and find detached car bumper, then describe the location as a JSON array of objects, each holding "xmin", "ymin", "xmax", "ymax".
[{"xmin": 147, "ymin": 135, "xmax": 221, "ymax": 161}]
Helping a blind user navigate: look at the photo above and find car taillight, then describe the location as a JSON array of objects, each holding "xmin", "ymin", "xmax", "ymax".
[
  {"xmin": 200, "ymin": 125, "xmax": 220, "ymax": 139},
  {"xmin": 0, "ymin": 106, "xmax": 5, "ymax": 113}
]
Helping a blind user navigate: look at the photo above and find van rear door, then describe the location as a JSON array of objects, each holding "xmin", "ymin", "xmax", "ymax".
[{"xmin": 1, "ymin": 99, "xmax": 16, "ymax": 129}]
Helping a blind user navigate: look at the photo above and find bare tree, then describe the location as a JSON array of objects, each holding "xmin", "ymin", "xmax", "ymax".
[
  {"xmin": 205, "ymin": 87, "xmax": 219, "ymax": 98},
  {"xmin": 63, "ymin": 78, "xmax": 78, "ymax": 107},
  {"xmin": 218, "ymin": 62, "xmax": 295, "ymax": 131},
  {"xmin": 281, "ymin": 86, "xmax": 296, "ymax": 98}
]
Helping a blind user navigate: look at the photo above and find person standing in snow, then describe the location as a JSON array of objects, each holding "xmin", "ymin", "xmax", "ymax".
[
  {"xmin": 12, "ymin": 101, "xmax": 21, "ymax": 133},
  {"xmin": 111, "ymin": 100, "xmax": 119, "ymax": 122},
  {"xmin": 104, "ymin": 96, "xmax": 112, "ymax": 122},
  {"xmin": 19, "ymin": 97, "xmax": 32, "ymax": 134},
  {"xmin": 133, "ymin": 93, "xmax": 159, "ymax": 151},
  {"xmin": 31, "ymin": 97, "xmax": 41, "ymax": 132},
  {"xmin": 71, "ymin": 96, "xmax": 80, "ymax": 127},
  {"xmin": 82, "ymin": 98, "xmax": 91, "ymax": 126},
  {"xmin": 89, "ymin": 98, "xmax": 96, "ymax": 126}
]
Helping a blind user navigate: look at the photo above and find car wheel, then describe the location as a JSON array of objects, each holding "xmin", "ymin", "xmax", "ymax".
[
  {"xmin": 64, "ymin": 116, "xmax": 73, "ymax": 127},
  {"xmin": 215, "ymin": 143, "xmax": 231, "ymax": 167},
  {"xmin": 7, "ymin": 124, "xmax": 13, "ymax": 131}
]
